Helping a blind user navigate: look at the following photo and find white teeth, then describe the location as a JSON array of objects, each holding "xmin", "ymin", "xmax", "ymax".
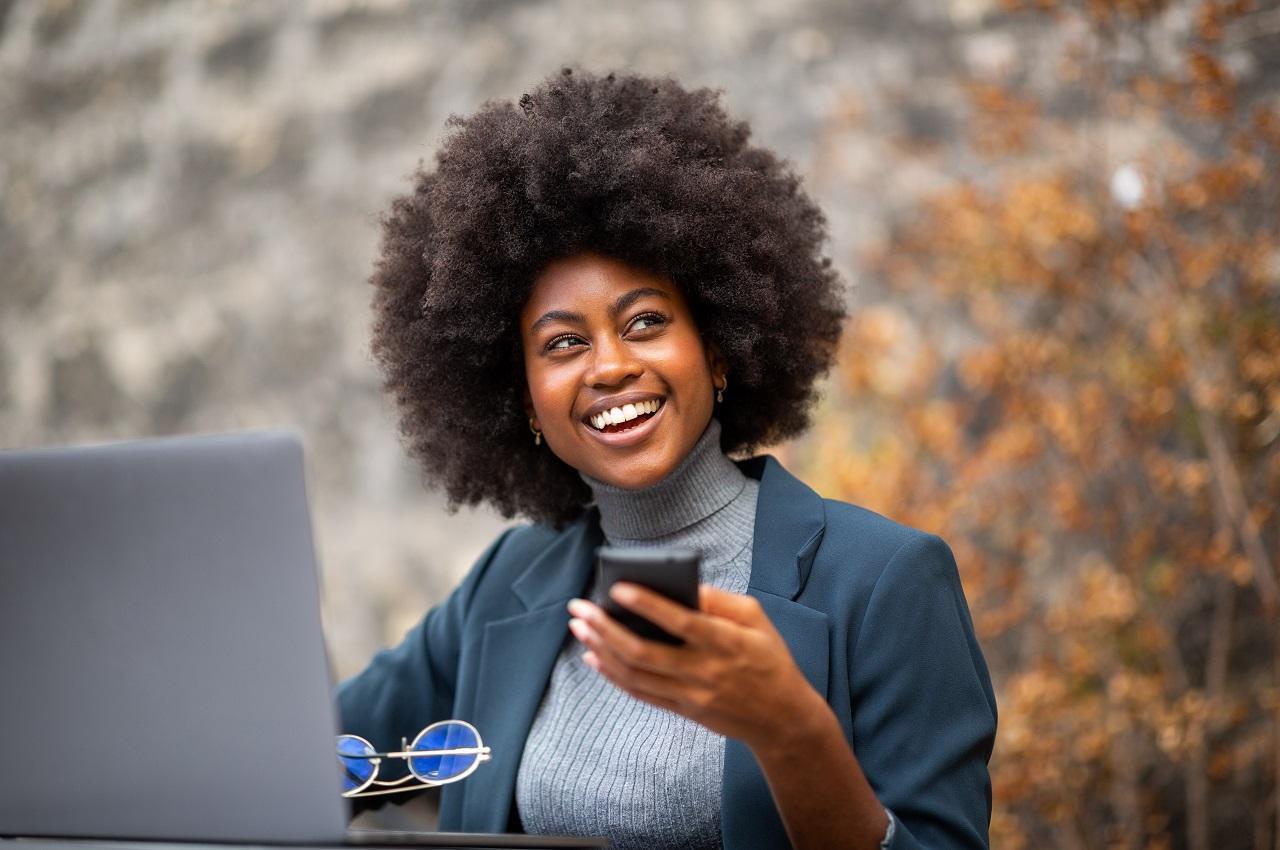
[{"xmin": 588, "ymin": 399, "xmax": 662, "ymax": 431}]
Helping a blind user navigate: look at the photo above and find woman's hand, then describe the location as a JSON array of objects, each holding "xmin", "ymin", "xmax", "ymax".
[
  {"xmin": 565, "ymin": 583, "xmax": 825, "ymax": 750},
  {"xmin": 568, "ymin": 583, "xmax": 892, "ymax": 849}
]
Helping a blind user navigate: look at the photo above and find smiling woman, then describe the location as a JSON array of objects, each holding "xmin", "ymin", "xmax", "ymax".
[
  {"xmin": 520, "ymin": 252, "xmax": 724, "ymax": 489},
  {"xmin": 338, "ymin": 66, "xmax": 997, "ymax": 850}
]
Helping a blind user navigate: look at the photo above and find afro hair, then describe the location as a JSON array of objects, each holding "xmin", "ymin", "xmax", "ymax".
[{"xmin": 368, "ymin": 66, "xmax": 848, "ymax": 529}]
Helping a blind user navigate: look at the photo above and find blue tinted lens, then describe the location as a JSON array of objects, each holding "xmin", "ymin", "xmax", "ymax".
[
  {"xmin": 337, "ymin": 735, "xmax": 378, "ymax": 793},
  {"xmin": 408, "ymin": 721, "xmax": 480, "ymax": 783}
]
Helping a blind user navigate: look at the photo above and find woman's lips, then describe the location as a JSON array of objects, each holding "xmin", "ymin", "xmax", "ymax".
[{"xmin": 581, "ymin": 400, "xmax": 666, "ymax": 448}]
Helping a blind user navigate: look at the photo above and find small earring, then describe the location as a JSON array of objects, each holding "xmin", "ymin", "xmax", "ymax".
[
  {"xmin": 716, "ymin": 375, "xmax": 727, "ymax": 403},
  {"xmin": 529, "ymin": 417, "xmax": 542, "ymax": 446}
]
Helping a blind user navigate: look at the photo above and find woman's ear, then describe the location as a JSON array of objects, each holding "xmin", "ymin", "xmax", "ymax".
[
  {"xmin": 522, "ymin": 386, "xmax": 538, "ymax": 428},
  {"xmin": 705, "ymin": 340, "xmax": 728, "ymax": 384}
]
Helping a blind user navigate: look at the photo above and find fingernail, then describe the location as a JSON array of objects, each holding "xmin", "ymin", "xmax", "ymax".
[
  {"xmin": 581, "ymin": 651, "xmax": 599, "ymax": 670},
  {"xmin": 568, "ymin": 618, "xmax": 593, "ymax": 642},
  {"xmin": 611, "ymin": 584, "xmax": 637, "ymax": 604},
  {"xmin": 567, "ymin": 598, "xmax": 590, "ymax": 617}
]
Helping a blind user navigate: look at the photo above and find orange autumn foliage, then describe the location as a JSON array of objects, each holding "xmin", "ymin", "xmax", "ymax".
[{"xmin": 801, "ymin": 2, "xmax": 1280, "ymax": 848}]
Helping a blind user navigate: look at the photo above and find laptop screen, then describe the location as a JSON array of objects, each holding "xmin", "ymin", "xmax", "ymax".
[{"xmin": 0, "ymin": 431, "xmax": 350, "ymax": 843}]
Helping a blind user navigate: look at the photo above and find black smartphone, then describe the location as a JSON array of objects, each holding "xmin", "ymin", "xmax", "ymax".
[{"xmin": 591, "ymin": 546, "xmax": 701, "ymax": 646}]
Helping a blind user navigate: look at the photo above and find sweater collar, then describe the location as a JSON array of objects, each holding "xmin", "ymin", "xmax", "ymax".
[
  {"xmin": 577, "ymin": 417, "xmax": 746, "ymax": 541},
  {"xmin": 509, "ymin": 452, "xmax": 828, "ymax": 610}
]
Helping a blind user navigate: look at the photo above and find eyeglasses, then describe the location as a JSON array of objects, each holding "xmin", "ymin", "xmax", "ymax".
[{"xmin": 337, "ymin": 719, "xmax": 492, "ymax": 798}]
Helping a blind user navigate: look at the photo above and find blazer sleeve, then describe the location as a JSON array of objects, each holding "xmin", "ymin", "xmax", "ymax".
[
  {"xmin": 849, "ymin": 532, "xmax": 998, "ymax": 850},
  {"xmin": 334, "ymin": 526, "xmax": 516, "ymax": 814}
]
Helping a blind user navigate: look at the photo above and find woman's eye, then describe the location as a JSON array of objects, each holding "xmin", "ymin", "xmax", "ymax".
[
  {"xmin": 630, "ymin": 312, "xmax": 666, "ymax": 332},
  {"xmin": 546, "ymin": 335, "xmax": 582, "ymax": 352}
]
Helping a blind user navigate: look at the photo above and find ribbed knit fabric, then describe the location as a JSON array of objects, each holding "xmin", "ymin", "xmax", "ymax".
[{"xmin": 515, "ymin": 417, "xmax": 757, "ymax": 850}]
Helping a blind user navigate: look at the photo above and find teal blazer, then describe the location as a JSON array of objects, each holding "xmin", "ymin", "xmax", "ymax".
[{"xmin": 337, "ymin": 454, "xmax": 997, "ymax": 849}]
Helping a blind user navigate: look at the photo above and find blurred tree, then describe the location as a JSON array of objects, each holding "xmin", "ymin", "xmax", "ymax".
[{"xmin": 803, "ymin": 1, "xmax": 1280, "ymax": 848}]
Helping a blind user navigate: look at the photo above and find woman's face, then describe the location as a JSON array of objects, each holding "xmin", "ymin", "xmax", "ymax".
[{"xmin": 520, "ymin": 251, "xmax": 725, "ymax": 490}]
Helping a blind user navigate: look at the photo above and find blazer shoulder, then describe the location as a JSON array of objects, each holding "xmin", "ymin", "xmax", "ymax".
[
  {"xmin": 474, "ymin": 520, "xmax": 562, "ymax": 576},
  {"xmin": 461, "ymin": 517, "xmax": 587, "ymax": 601},
  {"xmin": 801, "ymin": 496, "xmax": 968, "ymax": 619},
  {"xmin": 816, "ymin": 496, "xmax": 934, "ymax": 567},
  {"xmin": 496, "ymin": 519, "xmax": 562, "ymax": 553}
]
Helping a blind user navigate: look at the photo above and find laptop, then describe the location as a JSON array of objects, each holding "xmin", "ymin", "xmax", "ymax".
[{"xmin": 0, "ymin": 430, "xmax": 607, "ymax": 849}]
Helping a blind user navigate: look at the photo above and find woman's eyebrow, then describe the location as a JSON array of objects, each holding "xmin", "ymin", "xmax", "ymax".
[
  {"xmin": 527, "ymin": 305, "xmax": 583, "ymax": 332},
  {"xmin": 528, "ymin": 287, "xmax": 671, "ymax": 335},
  {"xmin": 614, "ymin": 286, "xmax": 671, "ymax": 314}
]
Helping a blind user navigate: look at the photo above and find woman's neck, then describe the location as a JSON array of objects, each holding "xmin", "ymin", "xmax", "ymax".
[{"xmin": 578, "ymin": 417, "xmax": 747, "ymax": 542}]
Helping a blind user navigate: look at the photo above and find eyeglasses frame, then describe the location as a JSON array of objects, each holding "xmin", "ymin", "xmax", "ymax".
[{"xmin": 337, "ymin": 719, "xmax": 492, "ymax": 798}]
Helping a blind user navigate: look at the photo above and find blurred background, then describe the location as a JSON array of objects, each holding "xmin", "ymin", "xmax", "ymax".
[{"xmin": 2, "ymin": 0, "xmax": 1277, "ymax": 846}]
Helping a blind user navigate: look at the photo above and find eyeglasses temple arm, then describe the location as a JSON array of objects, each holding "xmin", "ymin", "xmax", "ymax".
[{"xmin": 338, "ymin": 746, "xmax": 490, "ymax": 760}]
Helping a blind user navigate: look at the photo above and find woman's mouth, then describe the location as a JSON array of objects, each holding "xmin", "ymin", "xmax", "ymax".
[
  {"xmin": 578, "ymin": 399, "xmax": 660, "ymax": 450},
  {"xmin": 587, "ymin": 398, "xmax": 662, "ymax": 432}
]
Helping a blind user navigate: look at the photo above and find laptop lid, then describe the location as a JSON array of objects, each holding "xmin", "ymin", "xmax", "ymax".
[{"xmin": 0, "ymin": 430, "xmax": 349, "ymax": 843}]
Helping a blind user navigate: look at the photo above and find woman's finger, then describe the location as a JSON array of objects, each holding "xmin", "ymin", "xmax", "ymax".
[
  {"xmin": 568, "ymin": 603, "xmax": 691, "ymax": 676},
  {"xmin": 608, "ymin": 582, "xmax": 722, "ymax": 647},
  {"xmin": 698, "ymin": 584, "xmax": 772, "ymax": 629},
  {"xmin": 580, "ymin": 647, "xmax": 694, "ymax": 707}
]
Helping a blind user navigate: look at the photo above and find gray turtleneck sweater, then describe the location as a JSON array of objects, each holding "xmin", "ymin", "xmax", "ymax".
[{"xmin": 515, "ymin": 417, "xmax": 757, "ymax": 850}]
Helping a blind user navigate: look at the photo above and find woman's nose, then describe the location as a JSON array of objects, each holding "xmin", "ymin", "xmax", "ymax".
[{"xmin": 584, "ymin": 335, "xmax": 643, "ymax": 386}]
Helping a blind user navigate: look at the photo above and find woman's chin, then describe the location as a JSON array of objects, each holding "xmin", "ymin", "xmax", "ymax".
[{"xmin": 576, "ymin": 442, "xmax": 679, "ymax": 490}]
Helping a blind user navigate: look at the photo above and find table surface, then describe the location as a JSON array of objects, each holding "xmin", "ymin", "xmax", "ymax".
[{"xmin": 1, "ymin": 832, "xmax": 610, "ymax": 850}]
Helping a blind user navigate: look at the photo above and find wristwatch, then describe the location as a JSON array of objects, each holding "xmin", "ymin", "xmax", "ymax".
[{"xmin": 880, "ymin": 809, "xmax": 901, "ymax": 844}]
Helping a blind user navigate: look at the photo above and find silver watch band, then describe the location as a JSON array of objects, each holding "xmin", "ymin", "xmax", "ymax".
[{"xmin": 880, "ymin": 807, "xmax": 896, "ymax": 849}]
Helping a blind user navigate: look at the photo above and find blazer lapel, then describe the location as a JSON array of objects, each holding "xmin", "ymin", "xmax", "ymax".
[
  {"xmin": 461, "ymin": 509, "xmax": 603, "ymax": 832},
  {"xmin": 733, "ymin": 454, "xmax": 827, "ymax": 601},
  {"xmin": 722, "ymin": 455, "xmax": 831, "ymax": 850}
]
